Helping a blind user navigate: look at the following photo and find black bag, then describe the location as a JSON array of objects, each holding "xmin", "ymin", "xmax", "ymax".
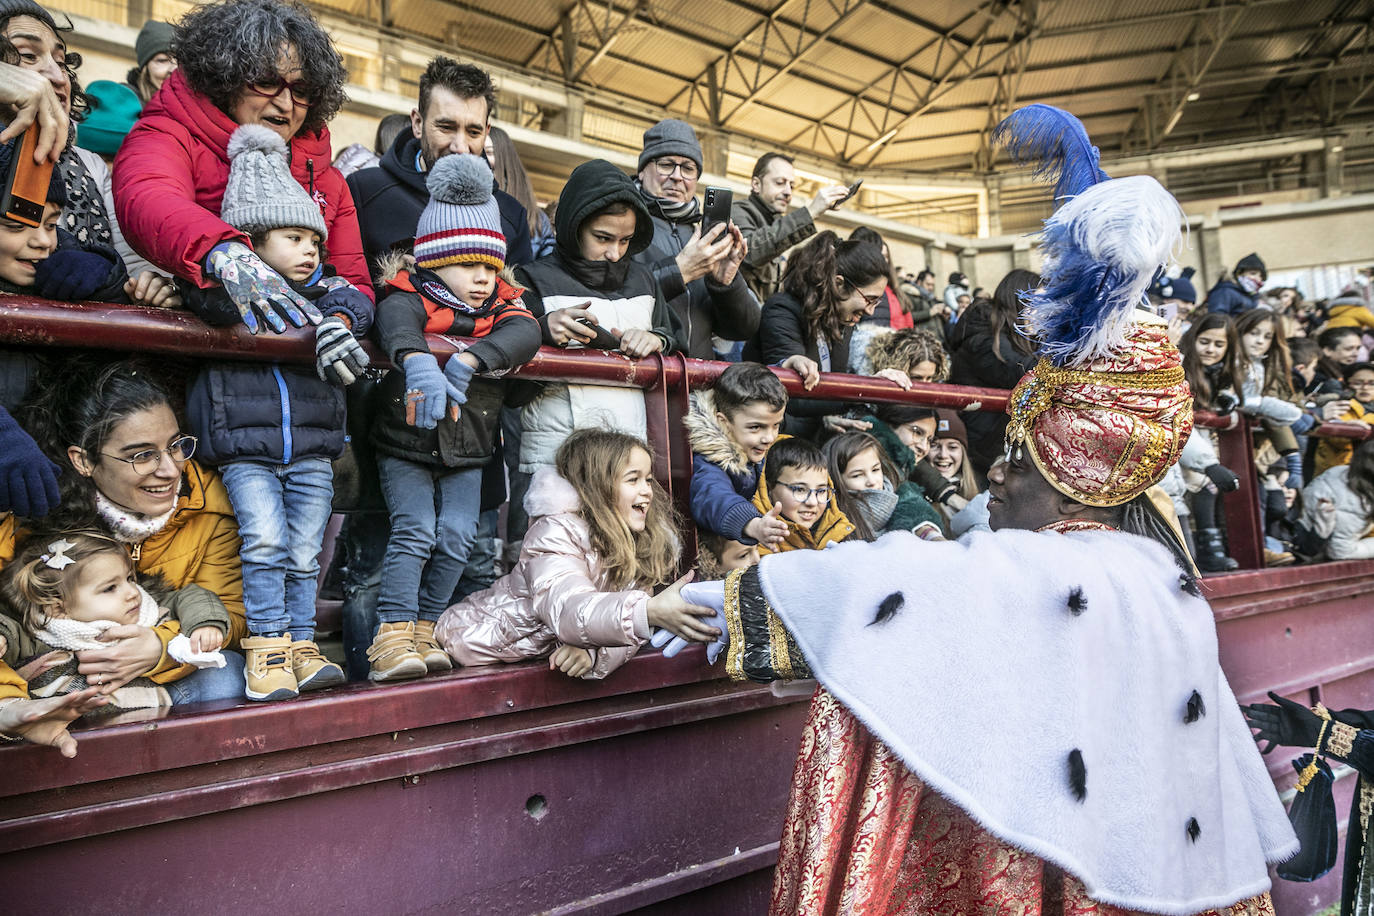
[{"xmin": 1276, "ymin": 753, "xmax": 1339, "ymax": 882}]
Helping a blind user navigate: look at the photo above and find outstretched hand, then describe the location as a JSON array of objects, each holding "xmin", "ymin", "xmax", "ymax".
[
  {"xmin": 0, "ymin": 688, "xmax": 107, "ymax": 757},
  {"xmin": 1241, "ymin": 691, "xmax": 1324, "ymax": 754},
  {"xmin": 652, "ymin": 578, "xmax": 729, "ymax": 664},
  {"xmin": 646, "ymin": 571, "xmax": 720, "ymax": 642}
]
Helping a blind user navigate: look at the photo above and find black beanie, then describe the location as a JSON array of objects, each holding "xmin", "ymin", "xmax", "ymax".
[{"xmin": 1235, "ymin": 252, "xmax": 1267, "ymax": 282}]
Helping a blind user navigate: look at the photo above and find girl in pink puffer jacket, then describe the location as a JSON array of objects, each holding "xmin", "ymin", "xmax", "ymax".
[{"xmin": 434, "ymin": 429, "xmax": 718, "ymax": 679}]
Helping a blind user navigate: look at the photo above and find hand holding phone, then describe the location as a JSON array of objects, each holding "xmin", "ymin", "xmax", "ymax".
[
  {"xmin": 701, "ymin": 186, "xmax": 733, "ymax": 241},
  {"xmin": 837, "ymin": 179, "xmax": 863, "ymax": 205}
]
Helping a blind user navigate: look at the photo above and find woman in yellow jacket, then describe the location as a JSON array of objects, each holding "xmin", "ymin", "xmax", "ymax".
[{"xmin": 0, "ymin": 359, "xmax": 247, "ymax": 749}]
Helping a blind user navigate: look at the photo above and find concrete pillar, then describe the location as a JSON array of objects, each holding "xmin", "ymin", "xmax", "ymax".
[
  {"xmin": 379, "ymin": 37, "xmax": 404, "ymax": 96},
  {"xmin": 1199, "ymin": 217, "xmax": 1224, "ymax": 289},
  {"xmin": 126, "ymin": 0, "xmax": 153, "ymax": 28},
  {"xmin": 1011, "ymin": 239, "xmax": 1032, "ymax": 271},
  {"xmin": 985, "ymin": 176, "xmax": 1002, "ymax": 238},
  {"xmin": 959, "ymin": 247, "xmax": 979, "ymax": 289},
  {"xmin": 546, "ymin": 94, "xmax": 585, "ymax": 140},
  {"xmin": 922, "ymin": 242, "xmax": 938, "ymax": 273},
  {"xmin": 1323, "ymin": 138, "xmax": 1346, "ymax": 199},
  {"xmin": 1147, "ymin": 156, "xmax": 1168, "ymax": 188}
]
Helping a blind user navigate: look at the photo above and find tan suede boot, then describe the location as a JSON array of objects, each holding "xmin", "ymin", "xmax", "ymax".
[
  {"xmin": 366, "ymin": 621, "xmax": 428, "ymax": 682},
  {"xmin": 291, "ymin": 639, "xmax": 346, "ymax": 691},
  {"xmin": 412, "ymin": 620, "xmax": 453, "ymax": 673},
  {"xmin": 242, "ymin": 635, "xmax": 298, "ymax": 701}
]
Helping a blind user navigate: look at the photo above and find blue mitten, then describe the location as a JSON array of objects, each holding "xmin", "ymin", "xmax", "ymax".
[
  {"xmin": 1283, "ymin": 452, "xmax": 1304, "ymax": 491},
  {"xmin": 653, "ymin": 579, "xmax": 729, "ymax": 664},
  {"xmin": 317, "ymin": 281, "xmax": 374, "ymax": 334},
  {"xmin": 205, "ymin": 241, "xmax": 322, "ymax": 334},
  {"xmin": 401, "ymin": 352, "xmax": 450, "ymax": 429},
  {"xmin": 1291, "ymin": 412, "xmax": 1317, "ymax": 435},
  {"xmin": 0, "ymin": 405, "xmax": 61, "ymax": 518},
  {"xmin": 32, "ymin": 247, "xmax": 118, "ymax": 301},
  {"xmin": 443, "ymin": 355, "xmax": 475, "ymax": 406}
]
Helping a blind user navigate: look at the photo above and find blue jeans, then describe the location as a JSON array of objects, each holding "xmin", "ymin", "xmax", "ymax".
[
  {"xmin": 165, "ymin": 650, "xmax": 247, "ymax": 705},
  {"xmin": 220, "ymin": 457, "xmax": 334, "ymax": 640},
  {"xmin": 378, "ymin": 456, "xmax": 482, "ymax": 623},
  {"xmin": 451, "ymin": 507, "xmax": 499, "ymax": 603},
  {"xmin": 338, "ymin": 512, "xmax": 387, "ymax": 680}
]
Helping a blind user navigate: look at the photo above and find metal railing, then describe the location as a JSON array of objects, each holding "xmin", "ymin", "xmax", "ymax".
[{"xmin": 1, "ymin": 296, "xmax": 1367, "ymax": 571}]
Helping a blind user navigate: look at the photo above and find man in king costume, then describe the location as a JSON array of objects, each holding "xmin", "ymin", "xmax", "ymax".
[{"xmin": 675, "ymin": 106, "xmax": 1299, "ymax": 914}]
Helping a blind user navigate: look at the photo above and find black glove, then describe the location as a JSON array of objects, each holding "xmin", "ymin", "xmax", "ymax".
[
  {"xmin": 1204, "ymin": 464, "xmax": 1240, "ymax": 492},
  {"xmin": 1214, "ymin": 390, "xmax": 1240, "ymax": 416},
  {"xmin": 1241, "ymin": 691, "xmax": 1323, "ymax": 754},
  {"xmin": 910, "ymin": 459, "xmax": 955, "ymax": 504},
  {"xmin": 33, "ymin": 246, "xmax": 119, "ymax": 301}
]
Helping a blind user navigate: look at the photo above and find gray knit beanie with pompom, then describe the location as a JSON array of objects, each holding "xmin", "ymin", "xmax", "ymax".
[
  {"xmin": 414, "ymin": 153, "xmax": 505, "ymax": 270},
  {"xmin": 220, "ymin": 124, "xmax": 328, "ymax": 240}
]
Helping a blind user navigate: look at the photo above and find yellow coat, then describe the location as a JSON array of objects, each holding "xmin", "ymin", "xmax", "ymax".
[
  {"xmin": 1314, "ymin": 399, "xmax": 1369, "ymax": 477},
  {"xmin": 752, "ymin": 462, "xmax": 854, "ymax": 556},
  {"xmin": 0, "ymin": 460, "xmax": 245, "ymax": 696},
  {"xmin": 1323, "ymin": 303, "xmax": 1374, "ymax": 330}
]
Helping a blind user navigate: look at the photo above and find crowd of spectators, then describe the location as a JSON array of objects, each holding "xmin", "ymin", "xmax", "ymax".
[{"xmin": 0, "ymin": 0, "xmax": 1370, "ymax": 755}]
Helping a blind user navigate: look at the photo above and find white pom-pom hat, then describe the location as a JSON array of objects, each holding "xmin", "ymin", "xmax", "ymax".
[
  {"xmin": 220, "ymin": 124, "xmax": 328, "ymax": 240},
  {"xmin": 414, "ymin": 153, "xmax": 506, "ymax": 271}
]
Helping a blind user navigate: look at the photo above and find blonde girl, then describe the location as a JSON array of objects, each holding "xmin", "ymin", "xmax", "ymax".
[
  {"xmin": 1235, "ymin": 308, "xmax": 1310, "ymax": 491},
  {"xmin": 0, "ymin": 530, "xmax": 235, "ymax": 711},
  {"xmin": 435, "ymin": 429, "xmax": 715, "ymax": 679}
]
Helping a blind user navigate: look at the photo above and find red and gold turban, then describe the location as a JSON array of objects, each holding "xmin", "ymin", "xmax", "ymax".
[{"xmin": 1005, "ymin": 317, "xmax": 1193, "ymax": 507}]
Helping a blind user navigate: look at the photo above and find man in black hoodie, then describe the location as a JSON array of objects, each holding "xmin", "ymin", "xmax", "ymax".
[{"xmin": 347, "ymin": 57, "xmax": 534, "ymax": 286}]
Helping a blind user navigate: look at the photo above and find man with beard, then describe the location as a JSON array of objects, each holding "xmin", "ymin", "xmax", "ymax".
[
  {"xmin": 732, "ymin": 151, "xmax": 850, "ymax": 303},
  {"xmin": 347, "ymin": 56, "xmax": 533, "ymax": 283}
]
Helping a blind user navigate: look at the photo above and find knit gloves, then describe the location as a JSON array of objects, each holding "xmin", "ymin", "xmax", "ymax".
[
  {"xmin": 1283, "ymin": 452, "xmax": 1304, "ymax": 491},
  {"xmin": 206, "ymin": 241, "xmax": 322, "ymax": 334},
  {"xmin": 314, "ymin": 317, "xmax": 369, "ymax": 386},
  {"xmin": 402, "ymin": 353, "xmax": 466, "ymax": 429},
  {"xmin": 0, "ymin": 405, "xmax": 61, "ymax": 518},
  {"xmin": 1204, "ymin": 464, "xmax": 1240, "ymax": 492},
  {"xmin": 33, "ymin": 246, "xmax": 120, "ymax": 301},
  {"xmin": 910, "ymin": 459, "xmax": 957, "ymax": 504}
]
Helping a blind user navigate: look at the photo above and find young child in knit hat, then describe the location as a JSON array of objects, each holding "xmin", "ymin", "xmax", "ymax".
[
  {"xmin": 180, "ymin": 124, "xmax": 375, "ymax": 701},
  {"xmin": 365, "ymin": 152, "xmax": 541, "ymax": 682}
]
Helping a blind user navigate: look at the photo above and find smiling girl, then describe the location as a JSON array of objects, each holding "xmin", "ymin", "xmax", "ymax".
[
  {"xmin": 436, "ymin": 429, "xmax": 716, "ymax": 679},
  {"xmin": 824, "ymin": 431, "xmax": 941, "ymax": 540}
]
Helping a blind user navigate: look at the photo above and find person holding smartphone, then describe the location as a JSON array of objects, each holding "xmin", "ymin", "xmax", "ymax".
[
  {"xmin": 630, "ymin": 119, "xmax": 758, "ymax": 360},
  {"xmin": 733, "ymin": 151, "xmax": 852, "ymax": 303}
]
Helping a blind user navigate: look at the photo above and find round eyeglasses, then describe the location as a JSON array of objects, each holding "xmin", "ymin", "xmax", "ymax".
[{"xmin": 101, "ymin": 435, "xmax": 197, "ymax": 475}]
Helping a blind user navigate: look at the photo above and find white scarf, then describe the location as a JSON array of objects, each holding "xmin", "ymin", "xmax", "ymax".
[
  {"xmin": 95, "ymin": 490, "xmax": 175, "ymax": 544},
  {"xmin": 36, "ymin": 583, "xmax": 160, "ymax": 651}
]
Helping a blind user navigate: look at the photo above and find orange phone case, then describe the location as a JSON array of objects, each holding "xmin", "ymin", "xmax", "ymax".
[{"xmin": 2, "ymin": 126, "xmax": 52, "ymax": 227}]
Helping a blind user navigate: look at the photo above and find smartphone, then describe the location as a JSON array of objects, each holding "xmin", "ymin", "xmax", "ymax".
[
  {"xmin": 838, "ymin": 178, "xmax": 863, "ymax": 205},
  {"xmin": 0, "ymin": 126, "xmax": 51, "ymax": 227},
  {"xmin": 701, "ymin": 186, "xmax": 733, "ymax": 240}
]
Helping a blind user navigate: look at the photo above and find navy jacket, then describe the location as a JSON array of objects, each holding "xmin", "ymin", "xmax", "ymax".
[
  {"xmin": 683, "ymin": 389, "xmax": 763, "ymax": 543},
  {"xmin": 182, "ymin": 277, "xmax": 374, "ymax": 465},
  {"xmin": 1205, "ymin": 279, "xmax": 1258, "ymax": 316},
  {"xmin": 346, "ymin": 132, "xmax": 534, "ymax": 290}
]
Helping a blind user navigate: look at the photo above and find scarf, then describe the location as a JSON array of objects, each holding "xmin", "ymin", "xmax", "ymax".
[
  {"xmin": 849, "ymin": 483, "xmax": 899, "ymax": 534},
  {"xmin": 554, "ymin": 247, "xmax": 631, "ymax": 292},
  {"xmin": 95, "ymin": 490, "xmax": 176, "ymax": 544},
  {"xmin": 1239, "ymin": 274, "xmax": 1264, "ymax": 295},
  {"xmin": 57, "ymin": 147, "xmax": 114, "ymax": 248},
  {"xmin": 635, "ymin": 181, "xmax": 701, "ymax": 224},
  {"xmin": 35, "ymin": 583, "xmax": 160, "ymax": 651}
]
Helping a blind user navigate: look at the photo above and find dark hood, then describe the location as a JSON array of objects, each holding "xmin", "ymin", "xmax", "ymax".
[
  {"xmin": 553, "ymin": 159, "xmax": 655, "ymax": 261},
  {"xmin": 380, "ymin": 131, "xmax": 431, "ymax": 195}
]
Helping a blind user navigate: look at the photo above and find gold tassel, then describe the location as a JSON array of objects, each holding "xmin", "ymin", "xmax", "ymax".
[{"xmin": 1296, "ymin": 705, "xmax": 1333, "ymax": 794}]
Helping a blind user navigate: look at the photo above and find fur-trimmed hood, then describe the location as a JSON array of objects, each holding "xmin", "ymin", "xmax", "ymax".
[
  {"xmin": 683, "ymin": 389, "xmax": 753, "ymax": 476},
  {"xmin": 523, "ymin": 465, "xmax": 582, "ymax": 519}
]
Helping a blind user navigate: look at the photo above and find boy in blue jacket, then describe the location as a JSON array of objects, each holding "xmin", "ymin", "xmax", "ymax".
[{"xmin": 683, "ymin": 362, "xmax": 790, "ymax": 550}]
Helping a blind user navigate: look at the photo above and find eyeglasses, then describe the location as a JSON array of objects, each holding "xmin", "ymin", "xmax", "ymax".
[
  {"xmin": 101, "ymin": 436, "xmax": 197, "ymax": 475},
  {"xmin": 245, "ymin": 76, "xmax": 313, "ymax": 107},
  {"xmin": 652, "ymin": 157, "xmax": 700, "ymax": 180},
  {"xmin": 844, "ymin": 280, "xmax": 884, "ymax": 309},
  {"xmin": 780, "ymin": 483, "xmax": 831, "ymax": 504}
]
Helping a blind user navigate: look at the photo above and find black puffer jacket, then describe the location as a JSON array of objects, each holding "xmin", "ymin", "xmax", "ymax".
[
  {"xmin": 947, "ymin": 301, "xmax": 1037, "ymax": 473},
  {"xmin": 631, "ymin": 188, "xmax": 759, "ymax": 358},
  {"xmin": 744, "ymin": 290, "xmax": 852, "ymax": 440},
  {"xmin": 183, "ymin": 277, "xmax": 374, "ymax": 465}
]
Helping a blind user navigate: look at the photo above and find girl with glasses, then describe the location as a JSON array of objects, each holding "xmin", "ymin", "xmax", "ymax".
[{"xmin": 745, "ymin": 231, "xmax": 890, "ymax": 440}]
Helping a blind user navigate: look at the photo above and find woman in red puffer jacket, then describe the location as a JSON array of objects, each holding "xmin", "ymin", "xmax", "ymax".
[{"xmin": 113, "ymin": 0, "xmax": 372, "ymax": 322}]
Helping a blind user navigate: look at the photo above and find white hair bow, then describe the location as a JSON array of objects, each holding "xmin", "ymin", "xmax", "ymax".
[{"xmin": 40, "ymin": 539, "xmax": 77, "ymax": 570}]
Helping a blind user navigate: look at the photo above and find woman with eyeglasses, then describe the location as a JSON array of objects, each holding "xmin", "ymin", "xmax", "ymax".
[
  {"xmin": 113, "ymin": 0, "xmax": 372, "ymax": 334},
  {"xmin": 744, "ymin": 230, "xmax": 891, "ymax": 440},
  {"xmin": 0, "ymin": 357, "xmax": 248, "ymax": 729}
]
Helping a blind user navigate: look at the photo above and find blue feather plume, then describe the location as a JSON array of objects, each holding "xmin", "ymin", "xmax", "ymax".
[{"xmin": 993, "ymin": 104, "xmax": 1111, "ymax": 202}]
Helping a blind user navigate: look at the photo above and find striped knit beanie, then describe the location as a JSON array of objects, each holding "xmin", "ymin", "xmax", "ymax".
[{"xmin": 415, "ymin": 153, "xmax": 505, "ymax": 271}]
